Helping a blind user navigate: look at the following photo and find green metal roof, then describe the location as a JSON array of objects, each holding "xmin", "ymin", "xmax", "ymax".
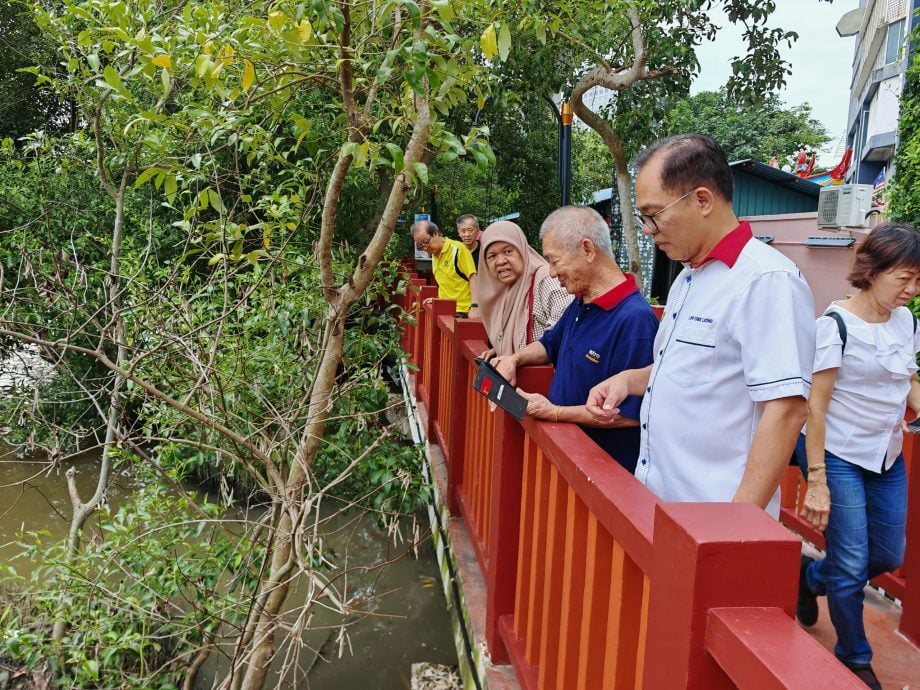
[{"xmin": 729, "ymin": 160, "xmax": 821, "ymax": 217}]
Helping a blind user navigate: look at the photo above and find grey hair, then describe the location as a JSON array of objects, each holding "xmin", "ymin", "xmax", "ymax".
[
  {"xmin": 410, "ymin": 219, "xmax": 441, "ymax": 236},
  {"xmin": 539, "ymin": 206, "xmax": 613, "ymax": 257},
  {"xmin": 456, "ymin": 214, "xmax": 479, "ymax": 228}
]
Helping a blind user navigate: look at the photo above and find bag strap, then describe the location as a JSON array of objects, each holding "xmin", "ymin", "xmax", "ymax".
[
  {"xmin": 525, "ymin": 273, "xmax": 537, "ymax": 345},
  {"xmin": 825, "ymin": 309, "xmax": 916, "ymax": 353},
  {"xmin": 825, "ymin": 310, "xmax": 847, "ymax": 352},
  {"xmin": 452, "ymin": 245, "xmax": 469, "ymax": 282}
]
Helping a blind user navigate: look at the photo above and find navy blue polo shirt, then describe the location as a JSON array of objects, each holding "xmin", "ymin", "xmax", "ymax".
[{"xmin": 540, "ymin": 274, "xmax": 658, "ymax": 472}]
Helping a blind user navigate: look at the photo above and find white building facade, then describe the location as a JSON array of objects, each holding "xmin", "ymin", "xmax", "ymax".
[{"xmin": 840, "ymin": 0, "xmax": 918, "ymax": 184}]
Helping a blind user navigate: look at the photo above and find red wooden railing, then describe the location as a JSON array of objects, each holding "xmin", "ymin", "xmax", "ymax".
[{"xmin": 398, "ymin": 266, "xmax": 868, "ymax": 689}]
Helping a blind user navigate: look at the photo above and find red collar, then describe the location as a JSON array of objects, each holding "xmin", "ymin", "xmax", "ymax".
[
  {"xmin": 692, "ymin": 221, "xmax": 753, "ymax": 269},
  {"xmin": 586, "ymin": 273, "xmax": 639, "ymax": 311}
]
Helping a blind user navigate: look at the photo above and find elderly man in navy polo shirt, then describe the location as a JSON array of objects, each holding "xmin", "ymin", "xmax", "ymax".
[
  {"xmin": 491, "ymin": 206, "xmax": 659, "ymax": 472},
  {"xmin": 587, "ymin": 134, "xmax": 815, "ymax": 516}
]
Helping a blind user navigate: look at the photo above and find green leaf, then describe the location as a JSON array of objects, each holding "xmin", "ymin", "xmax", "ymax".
[
  {"xmin": 133, "ymin": 167, "xmax": 162, "ymax": 188},
  {"xmin": 497, "ymin": 22, "xmax": 511, "ymax": 61},
  {"xmin": 207, "ymin": 188, "xmax": 226, "ymax": 213},
  {"xmin": 480, "ymin": 23, "xmax": 497, "ymax": 59},
  {"xmin": 268, "ymin": 10, "xmax": 286, "ymax": 32},
  {"xmin": 164, "ymin": 174, "xmax": 177, "ymax": 204},
  {"xmin": 242, "ymin": 59, "xmax": 255, "ymax": 91},
  {"xmin": 534, "ymin": 19, "xmax": 547, "ymax": 45},
  {"xmin": 431, "ymin": 0, "xmax": 453, "ymax": 21},
  {"xmin": 102, "ymin": 66, "xmax": 130, "ymax": 100},
  {"xmin": 83, "ymin": 660, "xmax": 99, "ymax": 680},
  {"xmin": 385, "ymin": 143, "xmax": 404, "ymax": 172},
  {"xmin": 412, "ymin": 161, "xmax": 429, "ymax": 185},
  {"xmin": 160, "ymin": 68, "xmax": 171, "ymax": 99}
]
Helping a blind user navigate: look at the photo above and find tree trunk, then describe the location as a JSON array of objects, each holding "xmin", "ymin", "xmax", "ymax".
[
  {"xmin": 52, "ymin": 166, "xmax": 130, "ymax": 641},
  {"xmin": 234, "ymin": 311, "xmax": 346, "ymax": 690},
  {"xmin": 610, "ymin": 140, "xmax": 644, "ymax": 290},
  {"xmin": 570, "ymin": 96, "xmax": 644, "ymax": 290}
]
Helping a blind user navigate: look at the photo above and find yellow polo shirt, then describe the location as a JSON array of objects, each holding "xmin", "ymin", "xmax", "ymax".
[{"xmin": 432, "ymin": 238, "xmax": 476, "ymax": 313}]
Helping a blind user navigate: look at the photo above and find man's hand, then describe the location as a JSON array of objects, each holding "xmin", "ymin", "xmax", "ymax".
[
  {"xmin": 481, "ymin": 347, "xmax": 496, "ymax": 361},
  {"xmin": 519, "ymin": 391, "xmax": 556, "ymax": 420},
  {"xmin": 586, "ymin": 374, "xmax": 627, "ymax": 421},
  {"xmin": 490, "ymin": 355, "xmax": 517, "ymax": 387},
  {"xmin": 468, "ymin": 306, "xmax": 480, "ymax": 319}
]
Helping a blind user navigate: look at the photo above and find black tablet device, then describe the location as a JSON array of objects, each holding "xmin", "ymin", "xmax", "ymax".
[
  {"xmin": 472, "ymin": 357, "xmax": 529, "ymax": 420},
  {"xmin": 907, "ymin": 417, "xmax": 920, "ymax": 433}
]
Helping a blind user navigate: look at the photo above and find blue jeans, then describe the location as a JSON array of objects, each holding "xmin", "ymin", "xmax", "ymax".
[{"xmin": 795, "ymin": 434, "xmax": 907, "ymax": 665}]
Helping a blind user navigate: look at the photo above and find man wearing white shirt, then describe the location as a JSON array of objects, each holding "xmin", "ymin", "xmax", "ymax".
[{"xmin": 586, "ymin": 134, "xmax": 816, "ymax": 516}]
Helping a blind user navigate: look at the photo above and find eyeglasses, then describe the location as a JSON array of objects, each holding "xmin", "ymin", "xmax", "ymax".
[{"xmin": 635, "ymin": 188, "xmax": 696, "ymax": 233}]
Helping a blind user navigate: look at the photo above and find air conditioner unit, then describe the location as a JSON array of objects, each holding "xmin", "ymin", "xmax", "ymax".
[{"xmin": 817, "ymin": 184, "xmax": 873, "ymax": 229}]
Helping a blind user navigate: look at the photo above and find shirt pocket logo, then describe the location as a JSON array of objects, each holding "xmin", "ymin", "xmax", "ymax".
[{"xmin": 586, "ymin": 349, "xmax": 601, "ymax": 364}]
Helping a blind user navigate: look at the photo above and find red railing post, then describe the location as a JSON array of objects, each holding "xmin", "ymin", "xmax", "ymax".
[
  {"xmin": 399, "ymin": 274, "xmax": 417, "ymax": 354},
  {"xmin": 643, "ymin": 502, "xmax": 801, "ymax": 690},
  {"xmin": 899, "ymin": 431, "xmax": 920, "ymax": 644},
  {"xmin": 407, "ymin": 278, "xmax": 426, "ymax": 369},
  {"xmin": 414, "ymin": 285, "xmax": 438, "ymax": 398},
  {"xmin": 445, "ymin": 320, "xmax": 487, "ymax": 515},
  {"xmin": 484, "ymin": 366, "xmax": 554, "ymax": 665},
  {"xmin": 424, "ymin": 299, "xmax": 455, "ymax": 438}
]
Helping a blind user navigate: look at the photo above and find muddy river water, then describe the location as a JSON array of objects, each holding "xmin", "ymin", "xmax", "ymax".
[{"xmin": 0, "ymin": 445, "xmax": 458, "ymax": 688}]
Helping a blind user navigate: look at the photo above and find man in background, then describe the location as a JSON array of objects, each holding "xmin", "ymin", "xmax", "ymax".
[
  {"xmin": 456, "ymin": 214, "xmax": 481, "ymax": 267},
  {"xmin": 411, "ymin": 220, "xmax": 479, "ymax": 318}
]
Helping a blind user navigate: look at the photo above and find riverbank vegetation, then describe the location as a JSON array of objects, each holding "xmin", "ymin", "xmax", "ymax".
[{"xmin": 0, "ymin": 0, "xmax": 500, "ymax": 687}]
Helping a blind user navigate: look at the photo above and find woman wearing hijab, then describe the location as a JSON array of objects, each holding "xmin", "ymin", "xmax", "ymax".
[{"xmin": 478, "ymin": 221, "xmax": 572, "ymax": 357}]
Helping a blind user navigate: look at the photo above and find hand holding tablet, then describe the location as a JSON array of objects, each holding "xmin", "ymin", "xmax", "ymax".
[{"xmin": 472, "ymin": 357, "xmax": 528, "ymax": 420}]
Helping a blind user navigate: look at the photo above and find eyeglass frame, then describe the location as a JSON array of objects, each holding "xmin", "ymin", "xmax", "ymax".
[
  {"xmin": 414, "ymin": 233, "xmax": 434, "ymax": 251},
  {"xmin": 635, "ymin": 188, "xmax": 697, "ymax": 234}
]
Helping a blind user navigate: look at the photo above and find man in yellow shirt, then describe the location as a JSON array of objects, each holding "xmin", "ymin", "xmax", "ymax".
[{"xmin": 411, "ymin": 220, "xmax": 479, "ymax": 318}]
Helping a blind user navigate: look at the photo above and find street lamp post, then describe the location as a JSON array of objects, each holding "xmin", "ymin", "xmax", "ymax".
[
  {"xmin": 560, "ymin": 99, "xmax": 573, "ymax": 206},
  {"xmin": 544, "ymin": 95, "xmax": 573, "ymax": 207}
]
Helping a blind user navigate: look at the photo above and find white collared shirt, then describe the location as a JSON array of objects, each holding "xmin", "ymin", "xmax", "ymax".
[
  {"xmin": 634, "ymin": 239, "xmax": 816, "ymax": 517},
  {"xmin": 814, "ymin": 303, "xmax": 920, "ymax": 472}
]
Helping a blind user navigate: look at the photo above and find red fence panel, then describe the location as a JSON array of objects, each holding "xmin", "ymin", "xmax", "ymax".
[
  {"xmin": 501, "ymin": 421, "xmax": 655, "ymax": 690},
  {"xmin": 444, "ymin": 319, "xmax": 487, "ymax": 515},
  {"xmin": 455, "ymin": 337, "xmax": 497, "ymax": 571},
  {"xmin": 414, "ymin": 285, "xmax": 438, "ymax": 402},
  {"xmin": 484, "ymin": 367, "xmax": 553, "ymax": 667},
  {"xmin": 406, "ymin": 278, "xmax": 426, "ymax": 369},
  {"xmin": 420, "ymin": 299, "xmax": 454, "ymax": 438},
  {"xmin": 434, "ymin": 314, "xmax": 456, "ymax": 457},
  {"xmin": 397, "ymin": 285, "xmax": 879, "ymax": 689}
]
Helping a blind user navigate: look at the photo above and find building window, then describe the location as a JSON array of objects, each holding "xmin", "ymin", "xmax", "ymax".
[{"xmin": 884, "ymin": 18, "xmax": 905, "ymax": 64}]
